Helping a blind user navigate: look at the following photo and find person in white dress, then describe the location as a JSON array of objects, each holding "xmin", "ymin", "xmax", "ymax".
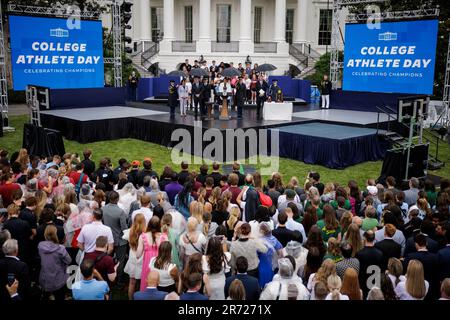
[
  {"xmin": 202, "ymin": 237, "xmax": 231, "ymax": 300},
  {"xmin": 117, "ymin": 183, "xmax": 137, "ymax": 217},
  {"xmin": 123, "ymin": 213, "xmax": 146, "ymax": 300}
]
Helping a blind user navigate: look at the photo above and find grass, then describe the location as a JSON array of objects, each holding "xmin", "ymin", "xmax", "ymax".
[{"xmin": 1, "ymin": 115, "xmax": 449, "ymax": 187}]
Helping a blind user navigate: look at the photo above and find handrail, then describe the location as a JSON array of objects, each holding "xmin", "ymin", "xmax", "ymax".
[{"xmin": 141, "ymin": 43, "xmax": 159, "ymax": 68}]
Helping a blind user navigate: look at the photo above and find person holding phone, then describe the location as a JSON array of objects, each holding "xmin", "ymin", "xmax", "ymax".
[{"xmin": 0, "ymin": 239, "xmax": 31, "ymax": 301}]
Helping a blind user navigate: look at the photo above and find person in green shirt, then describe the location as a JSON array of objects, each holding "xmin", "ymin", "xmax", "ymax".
[
  {"xmin": 323, "ymin": 237, "xmax": 343, "ymax": 263},
  {"xmin": 317, "ymin": 204, "xmax": 342, "ymax": 243},
  {"xmin": 424, "ymin": 179, "xmax": 437, "ymax": 208},
  {"xmin": 330, "ymin": 187, "xmax": 352, "ymax": 211},
  {"xmin": 361, "ymin": 205, "xmax": 379, "ymax": 232}
]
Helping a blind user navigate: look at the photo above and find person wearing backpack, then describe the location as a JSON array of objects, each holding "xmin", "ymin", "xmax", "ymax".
[
  {"xmin": 68, "ymin": 163, "xmax": 88, "ymax": 197},
  {"xmin": 83, "ymin": 236, "xmax": 118, "ymax": 287}
]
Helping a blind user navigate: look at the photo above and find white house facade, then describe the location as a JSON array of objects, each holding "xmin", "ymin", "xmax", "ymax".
[{"xmin": 124, "ymin": 0, "xmax": 348, "ymax": 75}]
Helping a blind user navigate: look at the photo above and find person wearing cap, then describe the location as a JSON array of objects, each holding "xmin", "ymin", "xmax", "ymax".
[
  {"xmin": 128, "ymin": 161, "xmax": 141, "ymax": 187},
  {"xmin": 191, "ymin": 76, "xmax": 204, "ymax": 118},
  {"xmin": 235, "ymin": 75, "xmax": 246, "ymax": 119},
  {"xmin": 268, "ymin": 79, "xmax": 283, "ymax": 102},
  {"xmin": 168, "ymin": 79, "xmax": 178, "ymax": 119}
]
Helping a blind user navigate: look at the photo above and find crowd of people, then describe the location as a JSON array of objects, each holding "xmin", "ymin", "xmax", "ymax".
[
  {"xmin": 169, "ymin": 59, "xmax": 283, "ymax": 120},
  {"xmin": 0, "ymin": 148, "xmax": 449, "ymax": 301}
]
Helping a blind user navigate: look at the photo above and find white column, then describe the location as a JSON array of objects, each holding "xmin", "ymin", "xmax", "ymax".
[
  {"xmin": 140, "ymin": 0, "xmax": 151, "ymax": 42},
  {"xmin": 132, "ymin": 0, "xmax": 141, "ymax": 42},
  {"xmin": 198, "ymin": 0, "xmax": 211, "ymax": 53},
  {"xmin": 239, "ymin": 0, "xmax": 253, "ymax": 54},
  {"xmin": 274, "ymin": 0, "xmax": 288, "ymax": 54},
  {"xmin": 274, "ymin": 0, "xmax": 286, "ymax": 42},
  {"xmin": 294, "ymin": 0, "xmax": 308, "ymax": 45},
  {"xmin": 160, "ymin": 0, "xmax": 175, "ymax": 53}
]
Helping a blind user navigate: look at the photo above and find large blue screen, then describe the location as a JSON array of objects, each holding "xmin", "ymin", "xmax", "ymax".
[
  {"xmin": 343, "ymin": 20, "xmax": 438, "ymax": 94},
  {"xmin": 9, "ymin": 15, "xmax": 104, "ymax": 90}
]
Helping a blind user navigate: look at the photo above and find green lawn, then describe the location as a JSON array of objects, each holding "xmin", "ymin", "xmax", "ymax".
[{"xmin": 1, "ymin": 115, "xmax": 449, "ymax": 187}]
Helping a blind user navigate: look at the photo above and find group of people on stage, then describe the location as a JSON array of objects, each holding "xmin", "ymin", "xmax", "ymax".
[{"xmin": 168, "ymin": 59, "xmax": 283, "ymax": 120}]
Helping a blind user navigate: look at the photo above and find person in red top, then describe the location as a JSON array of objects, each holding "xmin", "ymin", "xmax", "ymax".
[
  {"xmin": 68, "ymin": 163, "xmax": 89, "ymax": 186},
  {"xmin": 223, "ymin": 173, "xmax": 242, "ymax": 205},
  {"xmin": 0, "ymin": 173, "xmax": 21, "ymax": 207}
]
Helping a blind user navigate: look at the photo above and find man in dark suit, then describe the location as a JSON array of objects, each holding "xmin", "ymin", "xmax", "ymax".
[
  {"xmin": 81, "ymin": 149, "xmax": 95, "ymax": 180},
  {"xmin": 180, "ymin": 273, "xmax": 208, "ymax": 301},
  {"xmin": 134, "ymin": 271, "xmax": 168, "ymax": 300},
  {"xmin": 208, "ymin": 162, "xmax": 222, "ymax": 188},
  {"xmin": 168, "ymin": 79, "xmax": 178, "ymax": 119},
  {"xmin": 404, "ymin": 223, "xmax": 439, "ymax": 256},
  {"xmin": 438, "ymin": 225, "xmax": 450, "ymax": 281},
  {"xmin": 200, "ymin": 77, "xmax": 211, "ymax": 119},
  {"xmin": 404, "ymin": 233, "xmax": 440, "ymax": 300},
  {"xmin": 272, "ymin": 212, "xmax": 303, "ymax": 247},
  {"xmin": 191, "ymin": 76, "xmax": 204, "ymax": 118},
  {"xmin": 224, "ymin": 257, "xmax": 260, "ymax": 300},
  {"xmin": 255, "ymin": 74, "xmax": 269, "ymax": 120},
  {"xmin": 356, "ymin": 230, "xmax": 383, "ymax": 297},
  {"xmin": 374, "ymin": 224, "xmax": 401, "ymax": 271},
  {"xmin": 235, "ymin": 76, "xmax": 246, "ymax": 119},
  {"xmin": 0, "ymin": 239, "xmax": 31, "ymax": 301}
]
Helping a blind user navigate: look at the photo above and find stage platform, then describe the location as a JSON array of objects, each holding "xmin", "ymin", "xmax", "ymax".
[
  {"xmin": 273, "ymin": 123, "xmax": 386, "ymax": 169},
  {"xmin": 40, "ymin": 104, "xmax": 390, "ymax": 169}
]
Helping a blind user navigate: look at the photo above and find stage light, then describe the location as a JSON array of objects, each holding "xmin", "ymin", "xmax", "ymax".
[
  {"xmin": 124, "ymin": 36, "xmax": 132, "ymax": 44},
  {"xmin": 122, "ymin": 12, "xmax": 132, "ymax": 24},
  {"xmin": 121, "ymin": 1, "xmax": 133, "ymax": 13},
  {"xmin": 123, "ymin": 57, "xmax": 132, "ymax": 64}
]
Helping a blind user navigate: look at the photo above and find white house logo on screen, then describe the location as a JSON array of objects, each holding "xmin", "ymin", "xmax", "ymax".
[
  {"xmin": 378, "ymin": 32, "xmax": 397, "ymax": 41},
  {"xmin": 50, "ymin": 28, "xmax": 69, "ymax": 38}
]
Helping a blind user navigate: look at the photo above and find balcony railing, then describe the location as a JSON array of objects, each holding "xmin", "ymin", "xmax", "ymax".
[
  {"xmin": 211, "ymin": 41, "xmax": 239, "ymax": 52},
  {"xmin": 172, "ymin": 41, "xmax": 197, "ymax": 52},
  {"xmin": 254, "ymin": 42, "xmax": 277, "ymax": 53}
]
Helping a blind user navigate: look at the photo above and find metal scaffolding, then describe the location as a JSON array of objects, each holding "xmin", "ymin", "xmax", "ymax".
[
  {"xmin": 111, "ymin": 1, "xmax": 123, "ymax": 88},
  {"xmin": 0, "ymin": 1, "xmax": 10, "ymax": 130},
  {"xmin": 7, "ymin": 3, "xmax": 101, "ymax": 19},
  {"xmin": 347, "ymin": 7, "xmax": 440, "ymax": 23},
  {"xmin": 443, "ymin": 33, "xmax": 450, "ymax": 127}
]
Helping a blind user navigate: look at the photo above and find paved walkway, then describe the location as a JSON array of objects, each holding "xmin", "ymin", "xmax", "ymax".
[{"xmin": 8, "ymin": 104, "xmax": 28, "ymax": 116}]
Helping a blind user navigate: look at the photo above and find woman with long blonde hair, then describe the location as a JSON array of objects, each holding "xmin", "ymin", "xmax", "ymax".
[
  {"xmin": 190, "ymin": 201, "xmax": 204, "ymax": 223},
  {"xmin": 123, "ymin": 213, "xmax": 147, "ymax": 300},
  {"xmin": 224, "ymin": 206, "xmax": 240, "ymax": 241},
  {"xmin": 208, "ymin": 187, "xmax": 222, "ymax": 210},
  {"xmin": 16, "ymin": 148, "xmax": 30, "ymax": 168},
  {"xmin": 341, "ymin": 268, "xmax": 362, "ymax": 300},
  {"xmin": 35, "ymin": 190, "xmax": 48, "ymax": 220},
  {"xmin": 344, "ymin": 223, "xmax": 363, "ymax": 257},
  {"xmin": 307, "ymin": 258, "xmax": 336, "ymax": 299},
  {"xmin": 386, "ymin": 257, "xmax": 405, "ymax": 288},
  {"xmin": 395, "ymin": 259, "xmax": 429, "ymax": 300}
]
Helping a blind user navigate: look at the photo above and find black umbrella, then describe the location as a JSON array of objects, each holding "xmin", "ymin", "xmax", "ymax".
[
  {"xmin": 221, "ymin": 67, "xmax": 241, "ymax": 78},
  {"xmin": 168, "ymin": 70, "xmax": 184, "ymax": 76},
  {"xmin": 257, "ymin": 64, "xmax": 277, "ymax": 72},
  {"xmin": 190, "ymin": 68, "xmax": 209, "ymax": 77}
]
